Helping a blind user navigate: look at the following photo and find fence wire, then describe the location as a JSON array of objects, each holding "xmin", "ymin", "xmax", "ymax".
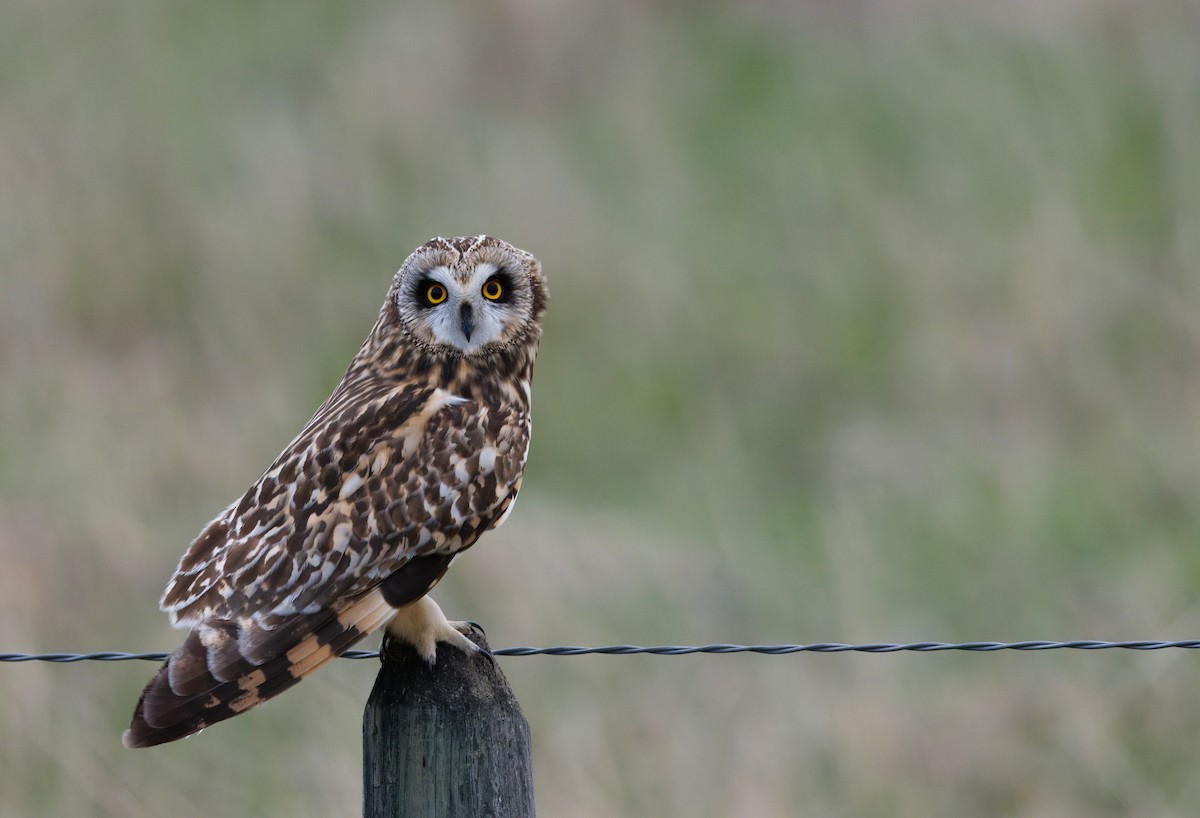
[{"xmin": 4, "ymin": 639, "xmax": 1200, "ymax": 663}]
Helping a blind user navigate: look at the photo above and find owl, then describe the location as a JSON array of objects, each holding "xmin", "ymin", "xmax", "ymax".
[{"xmin": 124, "ymin": 235, "xmax": 547, "ymax": 748}]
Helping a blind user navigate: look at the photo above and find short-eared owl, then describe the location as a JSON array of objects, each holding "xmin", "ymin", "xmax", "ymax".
[{"xmin": 124, "ymin": 235, "xmax": 547, "ymax": 748}]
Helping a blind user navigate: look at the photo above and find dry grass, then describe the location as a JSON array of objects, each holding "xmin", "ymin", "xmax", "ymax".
[{"xmin": 2, "ymin": 1, "xmax": 1199, "ymax": 815}]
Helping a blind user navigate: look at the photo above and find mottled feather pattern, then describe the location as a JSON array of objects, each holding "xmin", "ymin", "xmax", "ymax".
[
  {"xmin": 125, "ymin": 236, "xmax": 546, "ymax": 748},
  {"xmin": 162, "ymin": 384, "xmax": 528, "ymax": 625},
  {"xmin": 127, "ymin": 588, "xmax": 397, "ymax": 747}
]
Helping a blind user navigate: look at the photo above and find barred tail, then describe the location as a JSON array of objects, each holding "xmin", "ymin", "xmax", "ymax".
[{"xmin": 123, "ymin": 588, "xmax": 396, "ymax": 748}]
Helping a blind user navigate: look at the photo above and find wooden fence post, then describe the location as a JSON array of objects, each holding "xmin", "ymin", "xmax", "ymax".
[{"xmin": 362, "ymin": 629, "xmax": 535, "ymax": 818}]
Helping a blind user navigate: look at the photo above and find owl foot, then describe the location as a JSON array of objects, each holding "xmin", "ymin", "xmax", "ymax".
[{"xmin": 385, "ymin": 595, "xmax": 483, "ymax": 665}]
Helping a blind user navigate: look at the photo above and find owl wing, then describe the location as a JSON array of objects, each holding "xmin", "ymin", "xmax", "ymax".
[
  {"xmin": 161, "ymin": 377, "xmax": 527, "ymax": 627},
  {"xmin": 125, "ymin": 377, "xmax": 530, "ymax": 747}
]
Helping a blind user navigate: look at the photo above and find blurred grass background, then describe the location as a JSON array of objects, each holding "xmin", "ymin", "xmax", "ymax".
[{"xmin": 2, "ymin": 0, "xmax": 1199, "ymax": 815}]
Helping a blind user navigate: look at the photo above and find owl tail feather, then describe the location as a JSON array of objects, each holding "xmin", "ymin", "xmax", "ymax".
[{"xmin": 123, "ymin": 588, "xmax": 396, "ymax": 748}]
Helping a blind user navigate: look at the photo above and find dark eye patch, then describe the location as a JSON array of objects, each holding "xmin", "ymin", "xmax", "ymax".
[
  {"xmin": 414, "ymin": 277, "xmax": 446, "ymax": 309},
  {"xmin": 482, "ymin": 269, "xmax": 514, "ymax": 303}
]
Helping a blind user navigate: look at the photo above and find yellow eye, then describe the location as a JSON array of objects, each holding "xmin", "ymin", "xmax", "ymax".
[
  {"xmin": 425, "ymin": 283, "xmax": 447, "ymax": 305},
  {"xmin": 482, "ymin": 279, "xmax": 503, "ymax": 300}
]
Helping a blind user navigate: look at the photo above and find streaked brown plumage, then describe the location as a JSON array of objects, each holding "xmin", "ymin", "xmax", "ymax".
[{"xmin": 124, "ymin": 235, "xmax": 547, "ymax": 748}]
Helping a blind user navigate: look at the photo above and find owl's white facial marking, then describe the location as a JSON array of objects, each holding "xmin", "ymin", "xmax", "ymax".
[
  {"xmin": 397, "ymin": 253, "xmax": 532, "ymax": 357},
  {"xmin": 415, "ymin": 264, "xmax": 508, "ymax": 353}
]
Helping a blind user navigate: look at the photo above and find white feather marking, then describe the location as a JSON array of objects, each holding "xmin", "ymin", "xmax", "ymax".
[
  {"xmin": 318, "ymin": 560, "xmax": 336, "ymax": 584},
  {"xmin": 339, "ymin": 472, "xmax": 365, "ymax": 500},
  {"xmin": 371, "ymin": 450, "xmax": 389, "ymax": 474},
  {"xmin": 427, "ymin": 389, "xmax": 470, "ymax": 412},
  {"xmin": 478, "ymin": 447, "xmax": 497, "ymax": 474}
]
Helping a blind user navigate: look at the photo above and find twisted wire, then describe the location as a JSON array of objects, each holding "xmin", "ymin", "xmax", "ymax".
[{"xmin": 3, "ymin": 639, "xmax": 1200, "ymax": 663}]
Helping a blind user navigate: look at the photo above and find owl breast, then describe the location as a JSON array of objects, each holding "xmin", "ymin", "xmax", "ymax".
[{"xmin": 392, "ymin": 396, "xmax": 530, "ymax": 557}]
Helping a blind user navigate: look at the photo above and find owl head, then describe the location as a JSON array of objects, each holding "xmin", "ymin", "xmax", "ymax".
[{"xmin": 389, "ymin": 236, "xmax": 547, "ymax": 358}]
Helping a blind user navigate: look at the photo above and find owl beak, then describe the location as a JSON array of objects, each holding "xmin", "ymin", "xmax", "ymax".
[{"xmin": 459, "ymin": 303, "xmax": 475, "ymax": 342}]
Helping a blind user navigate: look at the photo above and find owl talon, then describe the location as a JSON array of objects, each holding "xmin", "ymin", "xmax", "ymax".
[
  {"xmin": 454, "ymin": 620, "xmax": 496, "ymax": 664},
  {"xmin": 446, "ymin": 619, "xmax": 488, "ymax": 657},
  {"xmin": 460, "ymin": 619, "xmax": 486, "ymax": 637}
]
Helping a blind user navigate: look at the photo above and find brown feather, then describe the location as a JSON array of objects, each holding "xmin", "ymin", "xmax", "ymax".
[{"xmin": 123, "ymin": 588, "xmax": 396, "ymax": 748}]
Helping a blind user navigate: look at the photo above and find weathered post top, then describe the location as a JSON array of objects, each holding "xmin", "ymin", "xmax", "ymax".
[{"xmin": 363, "ymin": 630, "xmax": 535, "ymax": 818}]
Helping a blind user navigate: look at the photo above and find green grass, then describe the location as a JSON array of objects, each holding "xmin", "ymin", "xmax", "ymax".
[{"xmin": 2, "ymin": 2, "xmax": 1199, "ymax": 815}]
